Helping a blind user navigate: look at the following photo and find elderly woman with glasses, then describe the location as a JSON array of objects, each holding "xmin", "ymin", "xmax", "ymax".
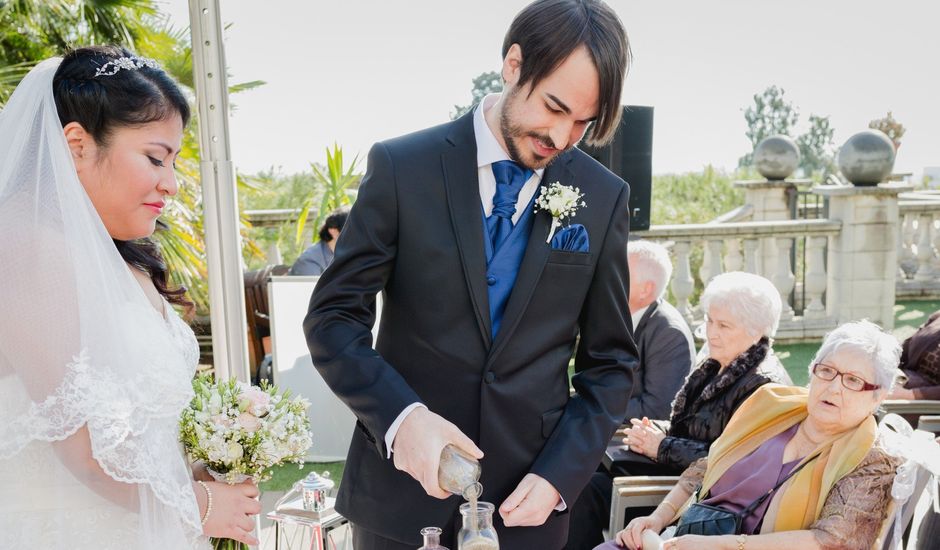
[{"xmin": 606, "ymin": 320, "xmax": 905, "ymax": 550}]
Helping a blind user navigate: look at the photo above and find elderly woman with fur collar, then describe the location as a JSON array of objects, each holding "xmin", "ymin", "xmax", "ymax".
[
  {"xmin": 610, "ymin": 321, "xmax": 905, "ymax": 550},
  {"xmin": 622, "ymin": 272, "xmax": 792, "ymax": 471}
]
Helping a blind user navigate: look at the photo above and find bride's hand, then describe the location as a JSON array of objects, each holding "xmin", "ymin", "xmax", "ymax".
[{"xmin": 195, "ymin": 480, "xmax": 262, "ymax": 545}]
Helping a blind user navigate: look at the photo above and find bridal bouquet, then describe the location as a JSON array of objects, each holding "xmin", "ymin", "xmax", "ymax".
[{"xmin": 180, "ymin": 375, "xmax": 312, "ymax": 549}]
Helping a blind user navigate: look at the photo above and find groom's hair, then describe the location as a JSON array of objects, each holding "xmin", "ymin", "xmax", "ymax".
[{"xmin": 503, "ymin": 0, "xmax": 630, "ymax": 147}]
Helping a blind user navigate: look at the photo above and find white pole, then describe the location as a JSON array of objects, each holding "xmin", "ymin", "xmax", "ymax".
[{"xmin": 188, "ymin": 0, "xmax": 250, "ymax": 383}]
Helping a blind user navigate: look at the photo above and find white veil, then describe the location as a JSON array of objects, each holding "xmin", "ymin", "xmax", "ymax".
[{"xmin": 0, "ymin": 58, "xmax": 204, "ymax": 548}]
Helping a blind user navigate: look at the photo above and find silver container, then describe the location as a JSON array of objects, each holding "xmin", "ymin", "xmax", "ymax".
[{"xmin": 301, "ymin": 472, "xmax": 334, "ymax": 512}]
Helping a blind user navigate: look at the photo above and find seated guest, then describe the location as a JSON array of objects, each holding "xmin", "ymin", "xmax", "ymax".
[
  {"xmin": 566, "ymin": 272, "xmax": 790, "ymax": 550},
  {"xmin": 886, "ymin": 310, "xmax": 940, "ymax": 400},
  {"xmin": 609, "ymin": 320, "xmax": 905, "ymax": 550},
  {"xmin": 623, "ymin": 240, "xmax": 696, "ymax": 420},
  {"xmin": 289, "ymin": 207, "xmax": 349, "ymax": 276}
]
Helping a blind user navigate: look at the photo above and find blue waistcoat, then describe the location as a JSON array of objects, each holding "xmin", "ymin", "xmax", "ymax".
[{"xmin": 482, "ymin": 193, "xmax": 537, "ymax": 339}]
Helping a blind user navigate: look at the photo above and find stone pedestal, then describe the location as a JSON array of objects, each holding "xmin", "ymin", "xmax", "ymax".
[
  {"xmin": 812, "ymin": 183, "xmax": 911, "ymax": 329},
  {"xmin": 734, "ymin": 179, "xmax": 805, "ymax": 276}
]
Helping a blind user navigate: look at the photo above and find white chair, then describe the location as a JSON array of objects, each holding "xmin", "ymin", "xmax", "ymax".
[
  {"xmin": 606, "ymin": 476, "xmax": 680, "ymax": 539},
  {"xmin": 874, "ymin": 414, "xmax": 940, "ymax": 550}
]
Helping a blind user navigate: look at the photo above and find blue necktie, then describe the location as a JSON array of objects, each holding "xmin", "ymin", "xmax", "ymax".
[{"xmin": 487, "ymin": 160, "xmax": 532, "ymax": 254}]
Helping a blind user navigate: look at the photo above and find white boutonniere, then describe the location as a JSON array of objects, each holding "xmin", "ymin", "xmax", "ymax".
[{"xmin": 535, "ymin": 181, "xmax": 586, "ymax": 243}]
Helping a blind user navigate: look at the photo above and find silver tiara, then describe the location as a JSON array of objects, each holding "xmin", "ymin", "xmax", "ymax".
[{"xmin": 93, "ymin": 56, "xmax": 160, "ymax": 78}]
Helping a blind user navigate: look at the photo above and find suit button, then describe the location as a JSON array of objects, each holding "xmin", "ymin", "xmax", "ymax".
[
  {"xmin": 484, "ymin": 371, "xmax": 496, "ymax": 384},
  {"xmin": 486, "ymin": 275, "xmax": 497, "ymax": 286}
]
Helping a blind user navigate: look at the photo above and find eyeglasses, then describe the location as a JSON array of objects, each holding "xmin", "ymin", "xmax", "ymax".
[{"xmin": 812, "ymin": 363, "xmax": 881, "ymax": 392}]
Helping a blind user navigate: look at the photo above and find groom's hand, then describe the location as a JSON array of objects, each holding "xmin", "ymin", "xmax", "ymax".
[
  {"xmin": 391, "ymin": 406, "xmax": 484, "ymax": 499},
  {"xmin": 499, "ymin": 473, "xmax": 561, "ymax": 527}
]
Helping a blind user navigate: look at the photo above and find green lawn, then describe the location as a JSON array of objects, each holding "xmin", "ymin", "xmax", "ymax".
[
  {"xmin": 260, "ymin": 461, "xmax": 344, "ymax": 493},
  {"xmin": 264, "ymin": 300, "xmax": 940, "ymax": 494}
]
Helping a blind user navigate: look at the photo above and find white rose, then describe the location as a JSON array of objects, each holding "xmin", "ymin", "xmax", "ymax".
[
  {"xmin": 226, "ymin": 442, "xmax": 244, "ymax": 462},
  {"xmin": 208, "ymin": 393, "xmax": 222, "ymax": 414}
]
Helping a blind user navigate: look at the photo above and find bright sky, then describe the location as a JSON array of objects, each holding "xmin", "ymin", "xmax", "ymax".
[{"xmin": 160, "ymin": 0, "xmax": 939, "ymax": 179}]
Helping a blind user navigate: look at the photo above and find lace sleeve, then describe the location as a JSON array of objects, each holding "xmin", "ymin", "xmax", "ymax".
[
  {"xmin": 677, "ymin": 456, "xmax": 708, "ymax": 494},
  {"xmin": 809, "ymin": 447, "xmax": 901, "ymax": 550}
]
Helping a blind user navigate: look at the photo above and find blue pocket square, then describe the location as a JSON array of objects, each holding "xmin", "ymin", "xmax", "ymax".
[{"xmin": 551, "ymin": 223, "xmax": 589, "ymax": 252}]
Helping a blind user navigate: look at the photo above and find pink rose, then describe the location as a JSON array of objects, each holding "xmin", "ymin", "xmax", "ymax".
[
  {"xmin": 237, "ymin": 412, "xmax": 262, "ymax": 433},
  {"xmin": 243, "ymin": 387, "xmax": 271, "ymax": 415}
]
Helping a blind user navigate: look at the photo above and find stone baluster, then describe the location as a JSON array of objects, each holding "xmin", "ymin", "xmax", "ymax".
[
  {"xmin": 914, "ymin": 213, "xmax": 934, "ymax": 281},
  {"xmin": 931, "ymin": 214, "xmax": 940, "ymax": 282},
  {"xmin": 671, "ymin": 240, "xmax": 695, "ymax": 324},
  {"xmin": 266, "ymin": 241, "xmax": 283, "ymax": 266},
  {"xmin": 804, "ymin": 236, "xmax": 827, "ymax": 318},
  {"xmin": 724, "ymin": 238, "xmax": 743, "ymax": 272},
  {"xmin": 698, "ymin": 239, "xmax": 724, "ymax": 284},
  {"xmin": 898, "ymin": 213, "xmax": 916, "ymax": 279},
  {"xmin": 773, "ymin": 237, "xmax": 796, "ymax": 320},
  {"xmin": 743, "ymin": 238, "xmax": 760, "ymax": 274}
]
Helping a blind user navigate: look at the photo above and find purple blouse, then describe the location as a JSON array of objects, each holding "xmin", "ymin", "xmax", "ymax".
[{"xmin": 700, "ymin": 423, "xmax": 801, "ymax": 534}]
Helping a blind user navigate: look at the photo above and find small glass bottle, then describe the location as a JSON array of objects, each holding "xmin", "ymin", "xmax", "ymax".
[
  {"xmin": 457, "ymin": 501, "xmax": 499, "ymax": 550},
  {"xmin": 438, "ymin": 444, "xmax": 482, "ymax": 498},
  {"xmin": 417, "ymin": 526, "xmax": 449, "ymax": 550}
]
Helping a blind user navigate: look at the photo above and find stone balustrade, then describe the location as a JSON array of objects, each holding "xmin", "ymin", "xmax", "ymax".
[
  {"xmin": 634, "ymin": 219, "xmax": 841, "ymax": 342},
  {"xmin": 897, "ymin": 197, "xmax": 940, "ymax": 298},
  {"xmin": 245, "ymin": 182, "xmax": 913, "ymax": 343}
]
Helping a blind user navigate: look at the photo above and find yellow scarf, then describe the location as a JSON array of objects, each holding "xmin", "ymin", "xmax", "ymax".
[{"xmin": 695, "ymin": 384, "xmax": 876, "ymax": 532}]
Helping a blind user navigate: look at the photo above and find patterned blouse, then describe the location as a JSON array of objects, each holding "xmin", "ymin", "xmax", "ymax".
[{"xmin": 678, "ymin": 441, "xmax": 902, "ymax": 550}]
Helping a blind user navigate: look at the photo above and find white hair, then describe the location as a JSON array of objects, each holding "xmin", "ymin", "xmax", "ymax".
[
  {"xmin": 628, "ymin": 240, "xmax": 672, "ymax": 299},
  {"xmin": 810, "ymin": 320, "xmax": 903, "ymax": 395},
  {"xmin": 699, "ymin": 272, "xmax": 782, "ymax": 338}
]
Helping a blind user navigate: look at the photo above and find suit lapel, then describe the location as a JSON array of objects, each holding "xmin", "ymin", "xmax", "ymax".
[
  {"xmin": 488, "ymin": 153, "xmax": 575, "ymax": 361},
  {"xmin": 441, "ymin": 114, "xmax": 492, "ymax": 348}
]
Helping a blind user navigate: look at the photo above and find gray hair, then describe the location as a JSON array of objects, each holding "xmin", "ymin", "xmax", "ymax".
[
  {"xmin": 628, "ymin": 240, "xmax": 672, "ymax": 299},
  {"xmin": 809, "ymin": 320, "xmax": 903, "ymax": 395},
  {"xmin": 700, "ymin": 272, "xmax": 782, "ymax": 338}
]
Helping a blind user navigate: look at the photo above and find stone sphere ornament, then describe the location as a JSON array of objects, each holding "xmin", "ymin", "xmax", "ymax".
[
  {"xmin": 754, "ymin": 135, "xmax": 800, "ymax": 180},
  {"xmin": 837, "ymin": 129, "xmax": 896, "ymax": 186}
]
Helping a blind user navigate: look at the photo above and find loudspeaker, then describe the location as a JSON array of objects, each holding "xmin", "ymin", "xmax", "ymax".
[{"xmin": 578, "ymin": 105, "xmax": 653, "ymax": 231}]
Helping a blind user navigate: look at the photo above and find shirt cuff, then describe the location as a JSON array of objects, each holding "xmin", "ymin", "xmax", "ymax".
[
  {"xmin": 555, "ymin": 496, "xmax": 567, "ymax": 512},
  {"xmin": 384, "ymin": 402, "xmax": 427, "ymax": 458}
]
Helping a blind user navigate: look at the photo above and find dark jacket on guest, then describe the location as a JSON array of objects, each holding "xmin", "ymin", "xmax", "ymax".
[
  {"xmin": 625, "ymin": 299, "xmax": 696, "ymax": 421},
  {"xmin": 654, "ymin": 337, "xmax": 792, "ymax": 471}
]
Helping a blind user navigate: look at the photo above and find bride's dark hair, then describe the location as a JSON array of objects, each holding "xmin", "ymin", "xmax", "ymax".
[{"xmin": 52, "ymin": 45, "xmax": 194, "ymax": 313}]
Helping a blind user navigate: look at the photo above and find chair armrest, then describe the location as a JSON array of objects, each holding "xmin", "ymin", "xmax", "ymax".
[
  {"xmin": 879, "ymin": 400, "xmax": 940, "ymax": 417},
  {"xmin": 608, "ymin": 477, "xmax": 680, "ymax": 539},
  {"xmin": 613, "ymin": 475, "xmax": 681, "ymax": 488}
]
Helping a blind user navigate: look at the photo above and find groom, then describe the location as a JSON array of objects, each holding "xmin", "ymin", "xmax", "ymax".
[{"xmin": 305, "ymin": 1, "xmax": 637, "ymax": 548}]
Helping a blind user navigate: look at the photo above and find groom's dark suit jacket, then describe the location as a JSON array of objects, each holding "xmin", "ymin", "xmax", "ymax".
[{"xmin": 304, "ymin": 112, "xmax": 638, "ymax": 549}]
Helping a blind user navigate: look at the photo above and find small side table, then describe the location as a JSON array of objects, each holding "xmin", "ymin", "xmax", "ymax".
[{"xmin": 266, "ymin": 497, "xmax": 348, "ymax": 550}]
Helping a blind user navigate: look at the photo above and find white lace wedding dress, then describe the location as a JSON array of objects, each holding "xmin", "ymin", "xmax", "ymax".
[{"xmin": 0, "ymin": 303, "xmax": 209, "ymax": 549}]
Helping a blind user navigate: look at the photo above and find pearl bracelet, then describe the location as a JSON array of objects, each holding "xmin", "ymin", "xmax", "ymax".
[
  {"xmin": 197, "ymin": 480, "xmax": 213, "ymax": 526},
  {"xmin": 737, "ymin": 533, "xmax": 747, "ymax": 549}
]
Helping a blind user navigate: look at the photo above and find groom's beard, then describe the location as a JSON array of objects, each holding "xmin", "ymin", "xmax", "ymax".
[{"xmin": 499, "ymin": 90, "xmax": 568, "ymax": 171}]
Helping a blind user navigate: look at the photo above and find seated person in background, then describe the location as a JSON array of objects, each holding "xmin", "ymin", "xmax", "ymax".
[
  {"xmin": 610, "ymin": 320, "xmax": 905, "ymax": 550},
  {"xmin": 566, "ymin": 272, "xmax": 790, "ymax": 550},
  {"xmin": 288, "ymin": 207, "xmax": 349, "ymax": 276},
  {"xmin": 887, "ymin": 310, "xmax": 940, "ymax": 400},
  {"xmin": 622, "ymin": 240, "xmax": 696, "ymax": 421}
]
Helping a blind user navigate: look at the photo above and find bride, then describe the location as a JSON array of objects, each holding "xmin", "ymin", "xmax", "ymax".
[{"xmin": 0, "ymin": 46, "xmax": 260, "ymax": 548}]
